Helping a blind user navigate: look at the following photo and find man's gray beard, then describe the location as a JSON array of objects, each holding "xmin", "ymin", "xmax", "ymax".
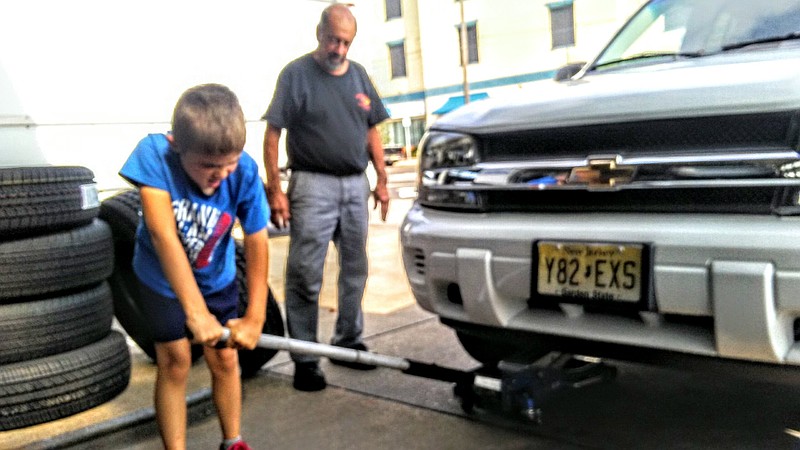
[{"xmin": 322, "ymin": 57, "xmax": 344, "ymax": 72}]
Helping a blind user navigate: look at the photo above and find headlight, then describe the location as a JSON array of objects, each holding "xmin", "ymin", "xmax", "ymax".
[
  {"xmin": 419, "ymin": 131, "xmax": 478, "ymax": 171},
  {"xmin": 417, "ymin": 131, "xmax": 483, "ymax": 210}
]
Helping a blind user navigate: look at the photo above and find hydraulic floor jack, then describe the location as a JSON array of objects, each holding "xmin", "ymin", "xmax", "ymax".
[{"xmin": 223, "ymin": 328, "xmax": 616, "ymax": 423}]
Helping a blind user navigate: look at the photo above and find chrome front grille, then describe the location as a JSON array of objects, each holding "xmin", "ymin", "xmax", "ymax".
[{"xmin": 418, "ymin": 110, "xmax": 800, "ymax": 214}]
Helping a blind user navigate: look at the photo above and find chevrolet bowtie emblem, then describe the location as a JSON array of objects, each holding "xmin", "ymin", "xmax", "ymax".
[{"xmin": 568, "ymin": 157, "xmax": 635, "ymax": 188}]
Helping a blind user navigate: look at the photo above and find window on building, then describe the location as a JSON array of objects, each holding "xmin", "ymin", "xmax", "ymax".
[
  {"xmin": 388, "ymin": 41, "xmax": 407, "ymax": 78},
  {"xmin": 383, "ymin": 117, "xmax": 426, "ymax": 152},
  {"xmin": 456, "ymin": 22, "xmax": 479, "ymax": 65},
  {"xmin": 386, "ymin": 0, "xmax": 402, "ymax": 20},
  {"xmin": 409, "ymin": 117, "xmax": 426, "ymax": 150},
  {"xmin": 388, "ymin": 120, "xmax": 404, "ymax": 145},
  {"xmin": 548, "ymin": 1, "xmax": 575, "ymax": 49}
]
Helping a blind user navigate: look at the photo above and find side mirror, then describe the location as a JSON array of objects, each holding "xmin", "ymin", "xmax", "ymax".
[{"xmin": 554, "ymin": 62, "xmax": 586, "ymax": 82}]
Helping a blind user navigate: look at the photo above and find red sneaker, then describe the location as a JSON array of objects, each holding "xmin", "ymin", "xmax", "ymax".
[{"xmin": 220, "ymin": 440, "xmax": 252, "ymax": 450}]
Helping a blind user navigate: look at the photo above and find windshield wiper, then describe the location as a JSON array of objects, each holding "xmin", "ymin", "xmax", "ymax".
[
  {"xmin": 592, "ymin": 51, "xmax": 704, "ymax": 69},
  {"xmin": 721, "ymin": 31, "xmax": 800, "ymax": 51}
]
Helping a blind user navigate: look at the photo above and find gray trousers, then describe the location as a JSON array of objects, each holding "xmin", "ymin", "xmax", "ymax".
[{"xmin": 285, "ymin": 171, "xmax": 370, "ymax": 363}]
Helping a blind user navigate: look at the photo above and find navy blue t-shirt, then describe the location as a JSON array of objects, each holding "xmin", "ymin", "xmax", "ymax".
[{"xmin": 263, "ymin": 54, "xmax": 390, "ymax": 176}]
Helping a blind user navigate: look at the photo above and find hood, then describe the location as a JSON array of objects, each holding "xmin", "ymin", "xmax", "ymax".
[{"xmin": 432, "ymin": 46, "xmax": 800, "ymax": 135}]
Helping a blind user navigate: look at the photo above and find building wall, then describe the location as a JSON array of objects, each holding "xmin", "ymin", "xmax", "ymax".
[{"xmin": 365, "ymin": 0, "xmax": 647, "ymax": 136}]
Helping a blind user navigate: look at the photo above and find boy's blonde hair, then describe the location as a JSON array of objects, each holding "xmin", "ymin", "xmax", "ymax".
[{"xmin": 171, "ymin": 83, "xmax": 246, "ymax": 156}]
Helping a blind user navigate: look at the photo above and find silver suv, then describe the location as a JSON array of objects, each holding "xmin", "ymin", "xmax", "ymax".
[{"xmin": 401, "ymin": 0, "xmax": 800, "ymax": 372}]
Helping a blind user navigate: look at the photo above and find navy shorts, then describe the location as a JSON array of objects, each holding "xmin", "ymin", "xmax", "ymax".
[{"xmin": 136, "ymin": 278, "xmax": 239, "ymax": 343}]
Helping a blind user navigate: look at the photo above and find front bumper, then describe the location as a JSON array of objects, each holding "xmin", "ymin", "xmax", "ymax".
[{"xmin": 400, "ymin": 204, "xmax": 800, "ymax": 365}]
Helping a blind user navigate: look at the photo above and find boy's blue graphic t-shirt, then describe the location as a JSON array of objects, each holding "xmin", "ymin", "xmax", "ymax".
[{"xmin": 119, "ymin": 133, "xmax": 269, "ymax": 298}]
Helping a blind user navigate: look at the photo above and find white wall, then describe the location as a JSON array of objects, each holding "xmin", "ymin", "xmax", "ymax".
[{"xmin": 0, "ymin": 0, "xmax": 375, "ymax": 193}]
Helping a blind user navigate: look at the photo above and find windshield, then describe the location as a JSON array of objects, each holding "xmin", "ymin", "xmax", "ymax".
[{"xmin": 592, "ymin": 0, "xmax": 800, "ymax": 70}]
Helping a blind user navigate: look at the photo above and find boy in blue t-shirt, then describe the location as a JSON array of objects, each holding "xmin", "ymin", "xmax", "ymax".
[{"xmin": 120, "ymin": 83, "xmax": 268, "ymax": 450}]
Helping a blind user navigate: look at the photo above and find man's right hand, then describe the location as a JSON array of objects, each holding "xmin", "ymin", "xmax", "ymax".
[{"xmin": 268, "ymin": 189, "xmax": 291, "ymax": 229}]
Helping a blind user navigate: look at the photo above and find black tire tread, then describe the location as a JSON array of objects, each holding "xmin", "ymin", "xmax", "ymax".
[
  {"xmin": 0, "ymin": 282, "xmax": 114, "ymax": 364},
  {"xmin": 0, "ymin": 166, "xmax": 95, "ymax": 186},
  {"xmin": 99, "ymin": 190, "xmax": 140, "ymax": 249},
  {"xmin": 0, "ymin": 219, "xmax": 114, "ymax": 301},
  {"xmin": 0, "ymin": 331, "xmax": 131, "ymax": 431},
  {"xmin": 107, "ymin": 268, "xmax": 157, "ymax": 360},
  {"xmin": 0, "ymin": 166, "xmax": 99, "ymax": 236}
]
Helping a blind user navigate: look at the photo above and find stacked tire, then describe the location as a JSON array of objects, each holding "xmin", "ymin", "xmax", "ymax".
[
  {"xmin": 0, "ymin": 166, "xmax": 130, "ymax": 431},
  {"xmin": 100, "ymin": 189, "xmax": 285, "ymax": 378}
]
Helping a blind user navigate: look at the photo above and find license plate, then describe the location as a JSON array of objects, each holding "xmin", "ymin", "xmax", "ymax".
[{"xmin": 535, "ymin": 241, "xmax": 643, "ymax": 303}]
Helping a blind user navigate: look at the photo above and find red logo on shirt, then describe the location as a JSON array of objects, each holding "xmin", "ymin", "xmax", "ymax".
[
  {"xmin": 173, "ymin": 199, "xmax": 232, "ymax": 269},
  {"xmin": 355, "ymin": 93, "xmax": 371, "ymax": 112},
  {"xmin": 194, "ymin": 211, "xmax": 232, "ymax": 269}
]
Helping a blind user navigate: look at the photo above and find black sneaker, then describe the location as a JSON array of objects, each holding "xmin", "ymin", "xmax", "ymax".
[
  {"xmin": 293, "ymin": 362, "xmax": 327, "ymax": 392},
  {"xmin": 329, "ymin": 343, "xmax": 378, "ymax": 371}
]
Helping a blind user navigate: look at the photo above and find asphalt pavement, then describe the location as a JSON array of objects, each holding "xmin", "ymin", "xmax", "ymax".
[{"xmin": 6, "ymin": 158, "xmax": 800, "ymax": 449}]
